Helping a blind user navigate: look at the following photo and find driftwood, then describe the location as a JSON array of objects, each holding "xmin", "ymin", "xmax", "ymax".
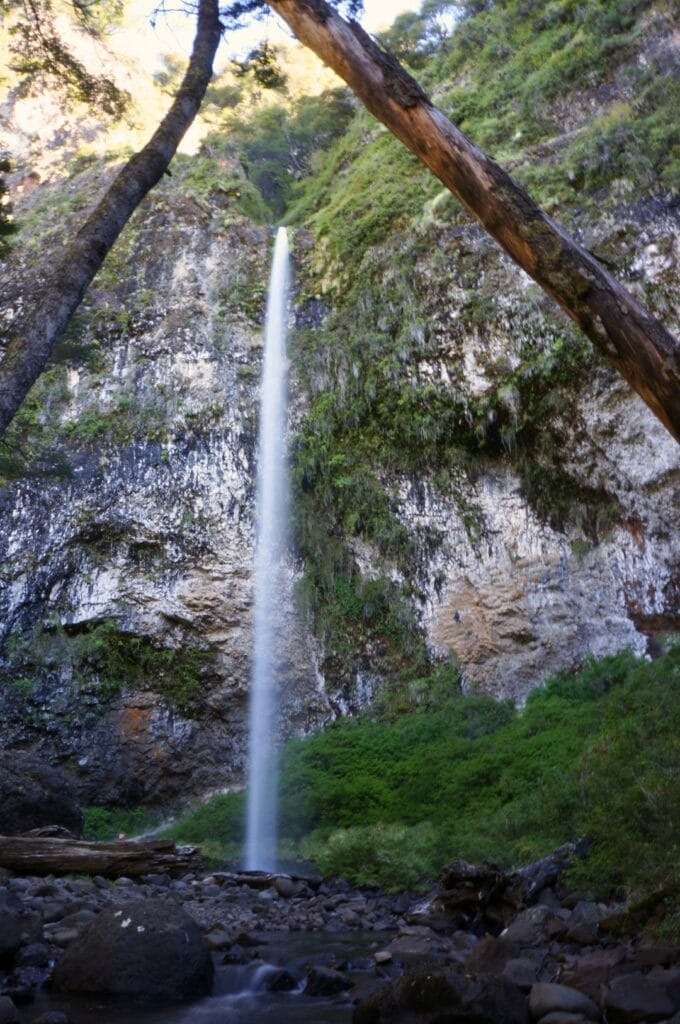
[
  {"xmin": 211, "ymin": 869, "xmax": 321, "ymax": 891},
  {"xmin": 0, "ymin": 833, "xmax": 202, "ymax": 878}
]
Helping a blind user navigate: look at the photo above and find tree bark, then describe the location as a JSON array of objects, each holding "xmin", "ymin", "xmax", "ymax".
[
  {"xmin": 267, "ymin": 0, "xmax": 680, "ymax": 444},
  {"xmin": 0, "ymin": 0, "xmax": 222, "ymax": 439},
  {"xmin": 0, "ymin": 833, "xmax": 203, "ymax": 878}
]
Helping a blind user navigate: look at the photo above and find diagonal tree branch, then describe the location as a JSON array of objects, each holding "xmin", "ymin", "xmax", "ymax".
[
  {"xmin": 0, "ymin": 0, "xmax": 222, "ymax": 439},
  {"xmin": 267, "ymin": 0, "xmax": 680, "ymax": 444}
]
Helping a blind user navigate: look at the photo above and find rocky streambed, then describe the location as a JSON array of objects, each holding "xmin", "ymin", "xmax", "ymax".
[{"xmin": 1, "ymin": 850, "xmax": 679, "ymax": 1024}]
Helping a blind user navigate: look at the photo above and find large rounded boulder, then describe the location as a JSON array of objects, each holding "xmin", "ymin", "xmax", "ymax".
[
  {"xmin": 0, "ymin": 752, "xmax": 82, "ymax": 837},
  {"xmin": 52, "ymin": 899, "xmax": 213, "ymax": 1002}
]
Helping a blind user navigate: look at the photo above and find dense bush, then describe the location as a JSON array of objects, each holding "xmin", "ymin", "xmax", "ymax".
[{"xmin": 168, "ymin": 649, "xmax": 680, "ymax": 924}]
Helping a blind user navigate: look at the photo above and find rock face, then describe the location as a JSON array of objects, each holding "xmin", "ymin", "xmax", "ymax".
[
  {"xmin": 0, "ymin": 62, "xmax": 679, "ymax": 802},
  {"xmin": 0, "ymin": 752, "xmax": 83, "ymax": 837},
  {"xmin": 51, "ymin": 899, "xmax": 214, "ymax": 1001},
  {"xmin": 0, "ymin": 173, "xmax": 331, "ymax": 806},
  {"xmin": 403, "ymin": 376, "xmax": 680, "ymax": 702}
]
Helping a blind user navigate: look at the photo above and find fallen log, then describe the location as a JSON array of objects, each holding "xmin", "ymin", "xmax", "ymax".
[
  {"xmin": 211, "ymin": 869, "xmax": 322, "ymax": 891},
  {"xmin": 0, "ymin": 833, "xmax": 202, "ymax": 878}
]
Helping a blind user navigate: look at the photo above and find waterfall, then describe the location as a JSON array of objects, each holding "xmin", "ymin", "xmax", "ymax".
[{"xmin": 245, "ymin": 226, "xmax": 290, "ymax": 871}]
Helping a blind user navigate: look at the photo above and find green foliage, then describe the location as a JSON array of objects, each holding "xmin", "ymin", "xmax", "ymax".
[
  {"xmin": 217, "ymin": 87, "xmax": 355, "ymax": 217},
  {"xmin": 287, "ymin": 120, "xmax": 437, "ymax": 283},
  {"xmin": 1, "ymin": 619, "xmax": 216, "ymax": 713},
  {"xmin": 163, "ymin": 791, "xmax": 245, "ymax": 864},
  {"xmin": 5, "ymin": 0, "xmax": 129, "ymax": 116},
  {"xmin": 0, "ymin": 157, "xmax": 16, "ymax": 257},
  {"xmin": 161, "ymin": 651, "xmax": 680, "ymax": 926},
  {"xmin": 272, "ymin": 651, "xmax": 679, "ymax": 914},
  {"xmin": 83, "ymin": 805, "xmax": 162, "ymax": 841},
  {"xmin": 0, "ymin": 365, "xmax": 72, "ymax": 486},
  {"xmin": 231, "ymin": 42, "xmax": 288, "ymax": 92},
  {"xmin": 170, "ymin": 150, "xmax": 270, "ymax": 223},
  {"xmin": 305, "ymin": 822, "xmax": 440, "ymax": 891}
]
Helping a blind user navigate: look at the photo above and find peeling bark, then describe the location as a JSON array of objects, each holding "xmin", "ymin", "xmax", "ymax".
[
  {"xmin": 0, "ymin": 0, "xmax": 222, "ymax": 439},
  {"xmin": 268, "ymin": 0, "xmax": 680, "ymax": 444},
  {"xmin": 0, "ymin": 834, "xmax": 203, "ymax": 877}
]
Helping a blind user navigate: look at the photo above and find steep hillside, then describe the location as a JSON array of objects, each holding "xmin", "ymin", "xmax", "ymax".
[
  {"xmin": 0, "ymin": 0, "xmax": 678, "ymax": 809},
  {"xmin": 280, "ymin": 0, "xmax": 680, "ymax": 704}
]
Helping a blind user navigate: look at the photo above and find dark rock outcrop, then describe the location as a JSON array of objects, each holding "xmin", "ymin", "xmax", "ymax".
[
  {"xmin": 352, "ymin": 967, "xmax": 529, "ymax": 1024},
  {"xmin": 0, "ymin": 753, "xmax": 82, "ymax": 838},
  {"xmin": 51, "ymin": 899, "xmax": 214, "ymax": 1002}
]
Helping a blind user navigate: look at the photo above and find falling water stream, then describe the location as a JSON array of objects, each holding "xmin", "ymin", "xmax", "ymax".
[{"xmin": 245, "ymin": 226, "xmax": 291, "ymax": 872}]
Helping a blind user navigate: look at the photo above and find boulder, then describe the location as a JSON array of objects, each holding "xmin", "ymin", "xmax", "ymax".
[
  {"xmin": 0, "ymin": 890, "xmax": 23, "ymax": 965},
  {"xmin": 559, "ymin": 947, "xmax": 625, "ymax": 1001},
  {"xmin": 352, "ymin": 968, "xmax": 528, "ymax": 1024},
  {"xmin": 273, "ymin": 875, "xmax": 298, "ymax": 898},
  {"xmin": 529, "ymin": 982, "xmax": 600, "ymax": 1021},
  {"xmin": 604, "ymin": 972, "xmax": 676, "ymax": 1024},
  {"xmin": 0, "ymin": 998, "xmax": 18, "ymax": 1024},
  {"xmin": 565, "ymin": 902, "xmax": 602, "ymax": 946},
  {"xmin": 304, "ymin": 965, "xmax": 354, "ymax": 996},
  {"xmin": 51, "ymin": 899, "xmax": 213, "ymax": 1002},
  {"xmin": 0, "ymin": 999, "xmax": 19, "ymax": 1024},
  {"xmin": 265, "ymin": 969, "xmax": 298, "ymax": 992},
  {"xmin": 0, "ymin": 753, "xmax": 82, "ymax": 837},
  {"xmin": 538, "ymin": 1015, "xmax": 590, "ymax": 1024}
]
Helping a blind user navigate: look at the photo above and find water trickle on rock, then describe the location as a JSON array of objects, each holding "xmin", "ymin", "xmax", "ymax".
[{"xmin": 245, "ymin": 227, "xmax": 290, "ymax": 871}]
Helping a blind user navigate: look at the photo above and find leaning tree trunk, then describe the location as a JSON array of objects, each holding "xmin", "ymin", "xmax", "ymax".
[
  {"xmin": 268, "ymin": 0, "xmax": 680, "ymax": 444},
  {"xmin": 0, "ymin": 0, "xmax": 222, "ymax": 439}
]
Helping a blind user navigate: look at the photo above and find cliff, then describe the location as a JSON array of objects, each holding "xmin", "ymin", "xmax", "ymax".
[{"xmin": 0, "ymin": 0, "xmax": 678, "ymax": 808}]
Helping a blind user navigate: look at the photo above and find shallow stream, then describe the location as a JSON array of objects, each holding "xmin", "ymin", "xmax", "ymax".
[{"xmin": 17, "ymin": 932, "xmax": 389, "ymax": 1024}]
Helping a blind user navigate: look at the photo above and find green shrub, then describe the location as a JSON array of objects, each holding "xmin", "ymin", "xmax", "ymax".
[
  {"xmin": 83, "ymin": 805, "xmax": 163, "ymax": 840},
  {"xmin": 305, "ymin": 822, "xmax": 440, "ymax": 891}
]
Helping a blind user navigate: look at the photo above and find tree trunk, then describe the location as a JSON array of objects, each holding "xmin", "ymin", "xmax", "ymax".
[
  {"xmin": 0, "ymin": 0, "xmax": 222, "ymax": 439},
  {"xmin": 267, "ymin": 0, "xmax": 680, "ymax": 444},
  {"xmin": 0, "ymin": 833, "xmax": 203, "ymax": 878}
]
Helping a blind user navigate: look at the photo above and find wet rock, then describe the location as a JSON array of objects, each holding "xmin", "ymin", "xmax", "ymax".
[
  {"xmin": 52, "ymin": 899, "xmax": 213, "ymax": 1002},
  {"xmin": 58, "ymin": 909, "xmax": 97, "ymax": 931},
  {"xmin": 0, "ymin": 997, "xmax": 19, "ymax": 1024},
  {"xmin": 353, "ymin": 968, "xmax": 528, "ymax": 1024},
  {"xmin": 0, "ymin": 891, "xmax": 22, "ymax": 964},
  {"xmin": 265, "ymin": 968, "xmax": 298, "ymax": 992},
  {"xmin": 273, "ymin": 875, "xmax": 297, "ymax": 898},
  {"xmin": 41, "ymin": 902, "xmax": 66, "ymax": 924},
  {"xmin": 47, "ymin": 929, "xmax": 80, "ymax": 948},
  {"xmin": 203, "ymin": 926, "xmax": 231, "ymax": 951},
  {"xmin": 537, "ymin": 1014, "xmax": 590, "ymax": 1024},
  {"xmin": 504, "ymin": 905, "xmax": 564, "ymax": 946},
  {"xmin": 517, "ymin": 844, "xmax": 587, "ymax": 905},
  {"xmin": 304, "ymin": 965, "xmax": 354, "ymax": 996},
  {"xmin": 559, "ymin": 947, "xmax": 625, "ymax": 1000},
  {"xmin": 529, "ymin": 982, "xmax": 600, "ymax": 1021},
  {"xmin": 503, "ymin": 957, "xmax": 541, "ymax": 990},
  {"xmin": 0, "ymin": 754, "xmax": 82, "ymax": 837},
  {"xmin": 626, "ymin": 946, "xmax": 680, "ymax": 969},
  {"xmin": 221, "ymin": 947, "xmax": 248, "ymax": 965},
  {"xmin": 233, "ymin": 931, "xmax": 266, "ymax": 947},
  {"xmin": 565, "ymin": 902, "xmax": 602, "ymax": 946},
  {"xmin": 16, "ymin": 945, "xmax": 49, "ymax": 969},
  {"xmin": 603, "ymin": 972, "xmax": 676, "ymax": 1024}
]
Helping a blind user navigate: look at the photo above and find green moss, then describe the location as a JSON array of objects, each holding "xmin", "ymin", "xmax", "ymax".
[{"xmin": 1, "ymin": 619, "xmax": 216, "ymax": 714}]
